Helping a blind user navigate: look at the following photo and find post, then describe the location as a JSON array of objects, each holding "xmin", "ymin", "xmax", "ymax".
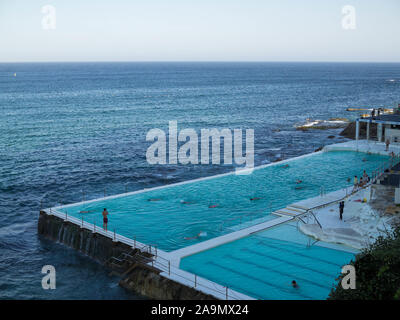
[
  {"xmin": 355, "ymin": 120, "xmax": 360, "ymax": 141},
  {"xmin": 378, "ymin": 123, "xmax": 383, "ymax": 142},
  {"xmin": 134, "ymin": 236, "xmax": 136, "ymax": 248},
  {"xmin": 81, "ymin": 217, "xmax": 83, "ymax": 228},
  {"xmin": 94, "ymin": 219, "xmax": 96, "ymax": 233},
  {"xmin": 226, "ymin": 287, "xmax": 228, "ymax": 300},
  {"xmin": 168, "ymin": 261, "xmax": 171, "ymax": 275},
  {"xmin": 194, "ymin": 275, "xmax": 197, "ymax": 287},
  {"xmin": 65, "ymin": 211, "xmax": 67, "ymax": 221},
  {"xmin": 366, "ymin": 121, "xmax": 370, "ymax": 141}
]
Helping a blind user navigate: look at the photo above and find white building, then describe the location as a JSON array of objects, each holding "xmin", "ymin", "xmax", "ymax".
[{"xmin": 356, "ymin": 114, "xmax": 400, "ymax": 144}]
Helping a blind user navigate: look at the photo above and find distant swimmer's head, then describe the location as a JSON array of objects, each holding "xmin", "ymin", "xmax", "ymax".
[
  {"xmin": 250, "ymin": 197, "xmax": 261, "ymax": 201},
  {"xmin": 181, "ymin": 200, "xmax": 193, "ymax": 204},
  {"xmin": 292, "ymin": 280, "xmax": 299, "ymax": 288},
  {"xmin": 209, "ymin": 204, "xmax": 219, "ymax": 208}
]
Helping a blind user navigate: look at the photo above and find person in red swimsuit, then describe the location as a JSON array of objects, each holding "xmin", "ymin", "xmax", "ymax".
[{"xmin": 102, "ymin": 208, "xmax": 109, "ymax": 231}]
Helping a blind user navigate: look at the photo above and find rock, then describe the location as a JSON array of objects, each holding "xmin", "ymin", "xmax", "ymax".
[{"xmin": 339, "ymin": 121, "xmax": 378, "ymax": 139}]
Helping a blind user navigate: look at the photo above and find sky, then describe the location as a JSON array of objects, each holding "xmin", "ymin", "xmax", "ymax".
[{"xmin": 0, "ymin": 0, "xmax": 399, "ymax": 62}]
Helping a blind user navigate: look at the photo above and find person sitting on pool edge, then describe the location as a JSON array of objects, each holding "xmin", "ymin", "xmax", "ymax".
[{"xmin": 102, "ymin": 208, "xmax": 109, "ymax": 231}]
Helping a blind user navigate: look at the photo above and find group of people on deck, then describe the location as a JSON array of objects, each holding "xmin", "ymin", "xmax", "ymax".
[{"xmin": 352, "ymin": 170, "xmax": 370, "ymax": 192}]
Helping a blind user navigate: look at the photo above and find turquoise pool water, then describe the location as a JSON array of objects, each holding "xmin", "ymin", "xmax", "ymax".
[
  {"xmin": 57, "ymin": 150, "xmax": 387, "ymax": 251},
  {"xmin": 180, "ymin": 222, "xmax": 356, "ymax": 300}
]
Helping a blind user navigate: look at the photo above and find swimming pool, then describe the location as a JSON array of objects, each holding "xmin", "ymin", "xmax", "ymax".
[
  {"xmin": 56, "ymin": 150, "xmax": 387, "ymax": 251},
  {"xmin": 180, "ymin": 221, "xmax": 356, "ymax": 300}
]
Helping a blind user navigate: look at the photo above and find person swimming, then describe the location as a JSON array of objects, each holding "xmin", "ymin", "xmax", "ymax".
[
  {"xmin": 250, "ymin": 197, "xmax": 261, "ymax": 201},
  {"xmin": 79, "ymin": 210, "xmax": 95, "ymax": 214},
  {"xmin": 296, "ymin": 180, "xmax": 302, "ymax": 184},
  {"xmin": 291, "ymin": 280, "xmax": 299, "ymax": 288},
  {"xmin": 184, "ymin": 231, "xmax": 207, "ymax": 240},
  {"xmin": 181, "ymin": 200, "xmax": 194, "ymax": 205},
  {"xmin": 209, "ymin": 204, "xmax": 219, "ymax": 208},
  {"xmin": 148, "ymin": 198, "xmax": 161, "ymax": 202},
  {"xmin": 282, "ymin": 164, "xmax": 290, "ymax": 168}
]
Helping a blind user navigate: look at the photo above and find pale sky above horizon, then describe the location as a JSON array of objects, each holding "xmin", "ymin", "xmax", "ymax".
[{"xmin": 0, "ymin": 0, "xmax": 399, "ymax": 62}]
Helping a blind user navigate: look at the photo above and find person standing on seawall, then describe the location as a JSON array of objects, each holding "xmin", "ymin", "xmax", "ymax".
[
  {"xmin": 386, "ymin": 138, "xmax": 390, "ymax": 152},
  {"xmin": 102, "ymin": 208, "xmax": 109, "ymax": 231},
  {"xmin": 339, "ymin": 201, "xmax": 344, "ymax": 221}
]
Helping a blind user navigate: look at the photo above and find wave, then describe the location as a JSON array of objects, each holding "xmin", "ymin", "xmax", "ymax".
[{"xmin": 295, "ymin": 118, "xmax": 349, "ymax": 130}]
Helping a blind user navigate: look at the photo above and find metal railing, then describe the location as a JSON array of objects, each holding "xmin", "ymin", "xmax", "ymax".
[
  {"xmin": 43, "ymin": 207, "xmax": 246, "ymax": 300},
  {"xmin": 151, "ymin": 255, "xmax": 244, "ymax": 300},
  {"xmin": 295, "ymin": 153, "xmax": 400, "ymax": 231}
]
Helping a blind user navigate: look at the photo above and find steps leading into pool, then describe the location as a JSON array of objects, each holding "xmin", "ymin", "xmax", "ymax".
[{"xmin": 273, "ymin": 206, "xmax": 308, "ymax": 217}]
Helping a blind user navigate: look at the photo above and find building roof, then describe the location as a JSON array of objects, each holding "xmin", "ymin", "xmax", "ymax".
[{"xmin": 359, "ymin": 114, "xmax": 400, "ymax": 124}]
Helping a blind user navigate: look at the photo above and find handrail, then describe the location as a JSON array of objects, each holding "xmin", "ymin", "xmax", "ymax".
[
  {"xmin": 43, "ymin": 208, "xmax": 242, "ymax": 300},
  {"xmin": 296, "ymin": 152, "xmax": 400, "ymax": 230}
]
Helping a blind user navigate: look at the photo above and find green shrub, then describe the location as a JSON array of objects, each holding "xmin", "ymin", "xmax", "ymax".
[{"xmin": 329, "ymin": 224, "xmax": 400, "ymax": 300}]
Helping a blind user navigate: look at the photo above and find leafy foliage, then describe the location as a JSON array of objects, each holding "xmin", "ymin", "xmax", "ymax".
[{"xmin": 329, "ymin": 224, "xmax": 400, "ymax": 300}]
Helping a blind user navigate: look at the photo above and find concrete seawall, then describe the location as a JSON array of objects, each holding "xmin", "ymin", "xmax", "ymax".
[{"xmin": 37, "ymin": 211, "xmax": 217, "ymax": 300}]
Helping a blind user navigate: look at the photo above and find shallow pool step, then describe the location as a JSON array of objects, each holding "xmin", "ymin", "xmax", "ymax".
[
  {"xmin": 289, "ymin": 204, "xmax": 310, "ymax": 211},
  {"xmin": 286, "ymin": 206, "xmax": 308, "ymax": 213},
  {"xmin": 274, "ymin": 209, "xmax": 298, "ymax": 217}
]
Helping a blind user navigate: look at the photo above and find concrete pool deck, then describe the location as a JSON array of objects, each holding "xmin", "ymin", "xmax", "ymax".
[{"xmin": 44, "ymin": 139, "xmax": 396, "ymax": 300}]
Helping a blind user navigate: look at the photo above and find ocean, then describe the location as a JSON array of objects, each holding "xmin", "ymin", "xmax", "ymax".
[{"xmin": 0, "ymin": 62, "xmax": 399, "ymax": 299}]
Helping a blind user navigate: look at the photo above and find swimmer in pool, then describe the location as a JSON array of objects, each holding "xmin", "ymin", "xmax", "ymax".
[
  {"xmin": 181, "ymin": 200, "xmax": 194, "ymax": 204},
  {"xmin": 296, "ymin": 180, "xmax": 302, "ymax": 184},
  {"xmin": 79, "ymin": 210, "xmax": 95, "ymax": 214},
  {"xmin": 208, "ymin": 204, "xmax": 219, "ymax": 208},
  {"xmin": 148, "ymin": 198, "xmax": 161, "ymax": 202},
  {"xmin": 291, "ymin": 280, "xmax": 299, "ymax": 288},
  {"xmin": 282, "ymin": 164, "xmax": 290, "ymax": 168},
  {"xmin": 250, "ymin": 197, "xmax": 261, "ymax": 201},
  {"xmin": 184, "ymin": 231, "xmax": 207, "ymax": 240}
]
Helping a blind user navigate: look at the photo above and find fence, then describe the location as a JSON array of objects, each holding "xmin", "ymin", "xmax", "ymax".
[{"xmin": 43, "ymin": 207, "xmax": 248, "ymax": 300}]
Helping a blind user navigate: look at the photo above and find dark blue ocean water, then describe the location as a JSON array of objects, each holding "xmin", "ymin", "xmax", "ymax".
[{"xmin": 0, "ymin": 62, "xmax": 399, "ymax": 299}]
